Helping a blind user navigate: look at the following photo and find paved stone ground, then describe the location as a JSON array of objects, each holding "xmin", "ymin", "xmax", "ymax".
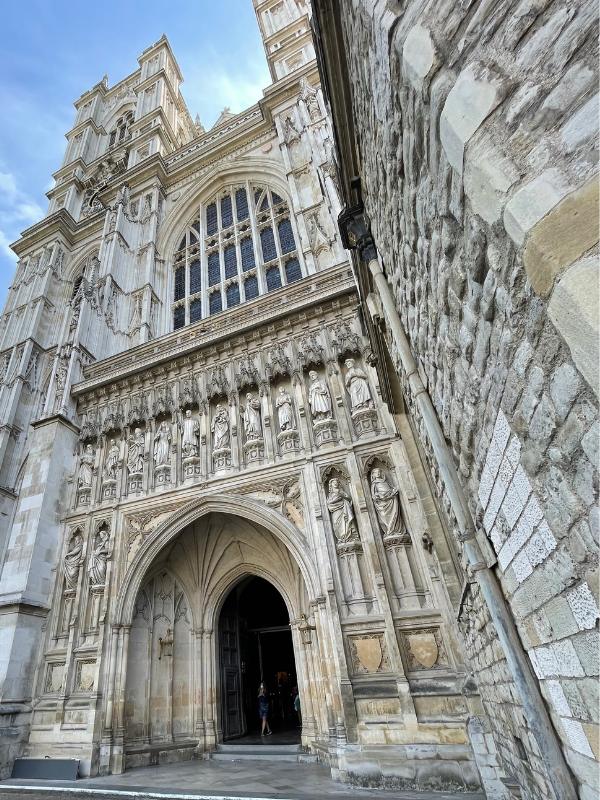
[{"xmin": 0, "ymin": 760, "xmax": 486, "ymax": 800}]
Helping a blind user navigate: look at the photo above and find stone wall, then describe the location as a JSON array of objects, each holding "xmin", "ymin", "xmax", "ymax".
[{"xmin": 337, "ymin": 1, "xmax": 599, "ymax": 798}]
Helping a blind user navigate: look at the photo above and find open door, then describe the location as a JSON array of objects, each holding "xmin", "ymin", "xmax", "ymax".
[{"xmin": 219, "ymin": 595, "xmax": 245, "ymax": 739}]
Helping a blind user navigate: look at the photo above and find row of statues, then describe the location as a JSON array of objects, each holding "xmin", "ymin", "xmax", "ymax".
[
  {"xmin": 326, "ymin": 468, "xmax": 405, "ymax": 544},
  {"xmin": 64, "ymin": 526, "xmax": 110, "ymax": 591},
  {"xmin": 77, "ymin": 360, "xmax": 374, "ymax": 485}
]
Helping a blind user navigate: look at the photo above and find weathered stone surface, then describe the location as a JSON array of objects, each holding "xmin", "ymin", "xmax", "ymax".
[
  {"xmin": 548, "ymin": 254, "xmax": 600, "ymax": 397},
  {"xmin": 338, "ymin": 0, "xmax": 599, "ymax": 796},
  {"xmin": 523, "ymin": 177, "xmax": 599, "ymax": 297}
]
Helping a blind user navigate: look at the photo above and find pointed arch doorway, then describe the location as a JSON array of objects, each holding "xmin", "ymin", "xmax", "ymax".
[{"xmin": 219, "ymin": 575, "xmax": 299, "ymax": 742}]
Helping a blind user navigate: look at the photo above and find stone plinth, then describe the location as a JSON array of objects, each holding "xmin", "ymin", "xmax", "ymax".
[
  {"xmin": 277, "ymin": 428, "xmax": 300, "ymax": 454},
  {"xmin": 351, "ymin": 407, "xmax": 378, "ymax": 437},
  {"xmin": 243, "ymin": 437, "xmax": 264, "ymax": 464},
  {"xmin": 127, "ymin": 472, "xmax": 143, "ymax": 495},
  {"xmin": 212, "ymin": 447, "xmax": 231, "ymax": 472},
  {"xmin": 182, "ymin": 455, "xmax": 201, "ymax": 481},
  {"xmin": 102, "ymin": 478, "xmax": 117, "ymax": 501},
  {"xmin": 313, "ymin": 418, "xmax": 337, "ymax": 447},
  {"xmin": 77, "ymin": 486, "xmax": 91, "ymax": 506},
  {"xmin": 154, "ymin": 464, "xmax": 171, "ymax": 488}
]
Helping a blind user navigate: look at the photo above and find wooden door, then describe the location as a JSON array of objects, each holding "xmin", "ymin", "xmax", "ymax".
[{"xmin": 219, "ymin": 607, "xmax": 245, "ymax": 739}]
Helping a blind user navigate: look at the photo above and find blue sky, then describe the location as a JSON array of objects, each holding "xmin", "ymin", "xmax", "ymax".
[{"xmin": 0, "ymin": 0, "xmax": 271, "ymax": 309}]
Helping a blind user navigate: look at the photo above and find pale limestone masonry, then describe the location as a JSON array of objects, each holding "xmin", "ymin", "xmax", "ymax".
[
  {"xmin": 0, "ymin": 2, "xmax": 500, "ymax": 794},
  {"xmin": 313, "ymin": 1, "xmax": 599, "ymax": 799}
]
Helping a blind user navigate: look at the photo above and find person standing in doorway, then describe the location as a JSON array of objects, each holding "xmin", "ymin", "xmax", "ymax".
[{"xmin": 258, "ymin": 683, "xmax": 272, "ymax": 736}]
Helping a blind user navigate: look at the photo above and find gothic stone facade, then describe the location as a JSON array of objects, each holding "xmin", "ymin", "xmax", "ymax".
[{"xmin": 0, "ymin": 2, "xmax": 491, "ymax": 792}]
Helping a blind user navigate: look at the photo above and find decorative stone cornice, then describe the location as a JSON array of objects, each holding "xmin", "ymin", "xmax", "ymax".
[{"xmin": 73, "ymin": 263, "xmax": 356, "ymax": 396}]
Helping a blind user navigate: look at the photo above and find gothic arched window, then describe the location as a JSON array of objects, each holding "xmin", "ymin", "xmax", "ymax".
[
  {"xmin": 108, "ymin": 110, "xmax": 134, "ymax": 148},
  {"xmin": 171, "ymin": 183, "xmax": 303, "ymax": 330}
]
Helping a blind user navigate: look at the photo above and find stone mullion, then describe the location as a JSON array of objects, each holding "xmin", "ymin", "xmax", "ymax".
[
  {"xmin": 247, "ymin": 181, "xmax": 265, "ymax": 295},
  {"xmin": 184, "ymin": 239, "xmax": 190, "ymax": 327},
  {"xmin": 270, "ymin": 197, "xmax": 284, "ymax": 284}
]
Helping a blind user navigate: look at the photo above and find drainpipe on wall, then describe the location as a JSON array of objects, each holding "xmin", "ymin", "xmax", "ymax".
[{"xmin": 338, "ymin": 205, "xmax": 579, "ymax": 800}]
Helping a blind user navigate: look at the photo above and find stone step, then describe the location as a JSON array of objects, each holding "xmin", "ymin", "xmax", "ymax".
[
  {"xmin": 217, "ymin": 742, "xmax": 301, "ymax": 753},
  {"xmin": 211, "ymin": 743, "xmax": 317, "ymax": 763}
]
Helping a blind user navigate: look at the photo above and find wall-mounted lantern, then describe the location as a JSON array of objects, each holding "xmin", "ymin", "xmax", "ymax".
[{"xmin": 298, "ymin": 613, "xmax": 316, "ymax": 645}]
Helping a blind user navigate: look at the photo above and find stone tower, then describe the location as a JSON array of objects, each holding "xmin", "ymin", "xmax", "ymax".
[{"xmin": 0, "ymin": 5, "xmax": 538, "ymax": 795}]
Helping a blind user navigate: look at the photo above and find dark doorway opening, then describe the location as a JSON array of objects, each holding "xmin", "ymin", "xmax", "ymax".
[{"xmin": 218, "ymin": 576, "xmax": 300, "ymax": 743}]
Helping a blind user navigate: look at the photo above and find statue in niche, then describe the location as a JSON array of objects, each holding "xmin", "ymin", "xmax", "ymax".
[
  {"xmin": 276, "ymin": 387, "xmax": 295, "ymax": 431},
  {"xmin": 64, "ymin": 531, "xmax": 84, "ymax": 591},
  {"xmin": 180, "ymin": 409, "xmax": 200, "ymax": 457},
  {"xmin": 326, "ymin": 478, "xmax": 359, "ymax": 544},
  {"xmin": 344, "ymin": 358, "xmax": 373, "ymax": 411},
  {"xmin": 126, "ymin": 428, "xmax": 145, "ymax": 474},
  {"xmin": 308, "ymin": 370, "xmax": 332, "ymax": 421},
  {"xmin": 370, "ymin": 468, "xmax": 404, "ymax": 536},
  {"xmin": 153, "ymin": 421, "xmax": 172, "ymax": 467},
  {"xmin": 242, "ymin": 393, "xmax": 262, "ymax": 440},
  {"xmin": 103, "ymin": 439, "xmax": 121, "ymax": 481},
  {"xmin": 212, "ymin": 404, "xmax": 230, "ymax": 450},
  {"xmin": 88, "ymin": 526, "xmax": 110, "ymax": 585},
  {"xmin": 78, "ymin": 444, "xmax": 95, "ymax": 488}
]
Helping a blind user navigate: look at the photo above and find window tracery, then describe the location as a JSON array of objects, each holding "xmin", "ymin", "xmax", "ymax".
[
  {"xmin": 108, "ymin": 110, "xmax": 134, "ymax": 149},
  {"xmin": 171, "ymin": 183, "xmax": 303, "ymax": 330}
]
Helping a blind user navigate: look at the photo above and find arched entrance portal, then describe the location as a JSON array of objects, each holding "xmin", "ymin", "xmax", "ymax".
[
  {"xmin": 117, "ymin": 505, "xmax": 330, "ymax": 771},
  {"xmin": 219, "ymin": 576, "xmax": 299, "ymax": 741}
]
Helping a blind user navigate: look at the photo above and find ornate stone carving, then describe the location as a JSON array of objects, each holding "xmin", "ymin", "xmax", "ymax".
[
  {"xmin": 307, "ymin": 211, "xmax": 331, "ymax": 255},
  {"xmin": 235, "ymin": 355, "xmax": 260, "ymax": 392},
  {"xmin": 370, "ymin": 468, "xmax": 409, "ymax": 545},
  {"xmin": 75, "ymin": 659, "xmax": 96, "ymax": 692},
  {"xmin": 330, "ymin": 320, "xmax": 361, "ymax": 358},
  {"xmin": 326, "ymin": 477, "xmax": 359, "ymax": 549},
  {"xmin": 208, "ymin": 365, "xmax": 229, "ymax": 400},
  {"xmin": 300, "ymin": 76, "xmax": 321, "ymax": 122},
  {"xmin": 44, "ymin": 662, "xmax": 65, "ymax": 694},
  {"xmin": 307, "ymin": 370, "xmax": 332, "ymax": 420},
  {"xmin": 77, "ymin": 445, "xmax": 95, "ymax": 489},
  {"xmin": 308, "ymin": 370, "xmax": 337, "ymax": 447},
  {"xmin": 211, "ymin": 403, "xmax": 231, "ymax": 470},
  {"xmin": 345, "ymin": 358, "xmax": 378, "ymax": 436},
  {"xmin": 153, "ymin": 421, "xmax": 172, "ymax": 486},
  {"xmin": 242, "ymin": 392, "xmax": 262, "ymax": 440},
  {"xmin": 153, "ymin": 385, "xmax": 173, "ymax": 418},
  {"xmin": 298, "ymin": 332, "xmax": 324, "ymax": 368},
  {"xmin": 180, "ymin": 409, "xmax": 200, "ymax": 458},
  {"xmin": 349, "ymin": 634, "xmax": 390, "ymax": 675},
  {"xmin": 266, "ymin": 343, "xmax": 292, "ymax": 379},
  {"xmin": 64, "ymin": 530, "xmax": 84, "ymax": 592},
  {"xmin": 88, "ymin": 524, "xmax": 110, "ymax": 586},
  {"xmin": 401, "ymin": 628, "xmax": 448, "ymax": 671},
  {"xmin": 276, "ymin": 386, "xmax": 299, "ymax": 453},
  {"xmin": 127, "ymin": 428, "xmax": 145, "ymax": 475}
]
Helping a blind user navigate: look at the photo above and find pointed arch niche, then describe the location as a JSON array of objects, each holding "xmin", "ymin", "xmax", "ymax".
[{"xmin": 121, "ymin": 508, "xmax": 329, "ymax": 769}]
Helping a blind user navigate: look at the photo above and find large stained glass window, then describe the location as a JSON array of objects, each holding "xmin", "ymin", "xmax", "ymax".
[{"xmin": 171, "ymin": 183, "xmax": 304, "ymax": 330}]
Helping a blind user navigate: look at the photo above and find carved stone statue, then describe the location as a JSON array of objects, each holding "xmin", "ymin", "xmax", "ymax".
[
  {"xmin": 242, "ymin": 393, "xmax": 262, "ymax": 440},
  {"xmin": 103, "ymin": 439, "xmax": 121, "ymax": 481},
  {"xmin": 78, "ymin": 444, "xmax": 95, "ymax": 487},
  {"xmin": 370, "ymin": 468, "xmax": 403, "ymax": 536},
  {"xmin": 64, "ymin": 531, "xmax": 84, "ymax": 591},
  {"xmin": 180, "ymin": 409, "xmax": 200, "ymax": 457},
  {"xmin": 153, "ymin": 421, "xmax": 172, "ymax": 467},
  {"xmin": 326, "ymin": 478, "xmax": 358, "ymax": 544},
  {"xmin": 276, "ymin": 387, "xmax": 295, "ymax": 431},
  {"xmin": 127, "ymin": 428, "xmax": 145, "ymax": 474},
  {"xmin": 344, "ymin": 359, "xmax": 373, "ymax": 411},
  {"xmin": 212, "ymin": 404, "xmax": 230, "ymax": 450},
  {"xmin": 308, "ymin": 371, "xmax": 332, "ymax": 420},
  {"xmin": 88, "ymin": 527, "xmax": 110, "ymax": 585}
]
